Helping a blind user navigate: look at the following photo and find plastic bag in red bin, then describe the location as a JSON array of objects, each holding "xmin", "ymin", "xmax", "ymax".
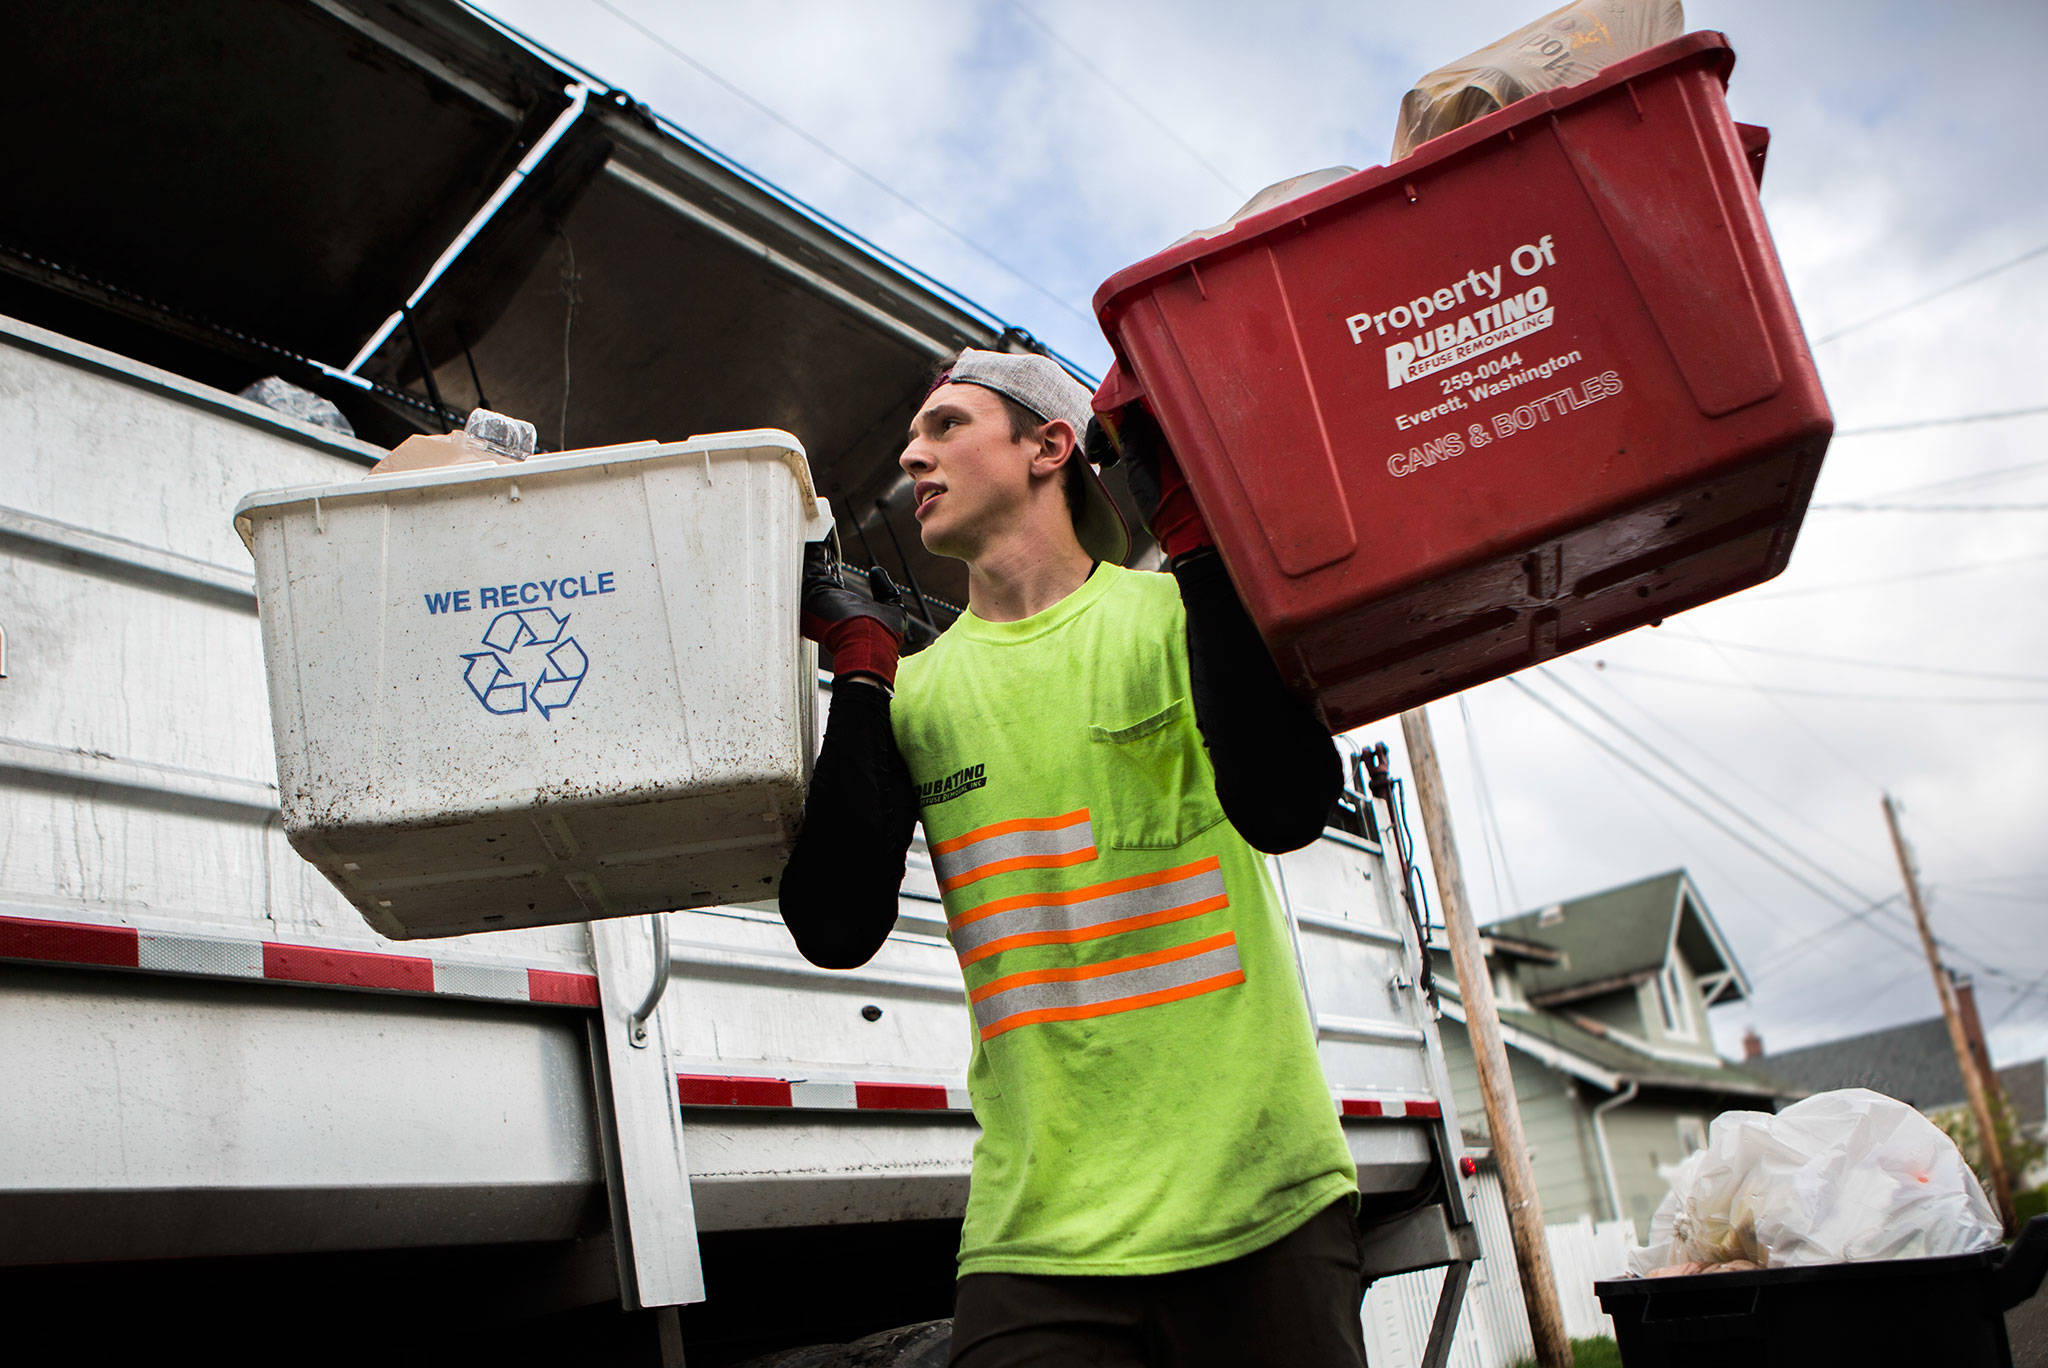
[
  {"xmin": 1627, "ymin": 1088, "xmax": 2002, "ymax": 1274},
  {"xmin": 1392, "ymin": 0, "xmax": 1685, "ymax": 160}
]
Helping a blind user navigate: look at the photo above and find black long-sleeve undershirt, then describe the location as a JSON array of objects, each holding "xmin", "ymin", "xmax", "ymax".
[
  {"xmin": 1172, "ymin": 550, "xmax": 1342, "ymax": 854},
  {"xmin": 775, "ymin": 681, "xmax": 919, "ymax": 970},
  {"xmin": 776, "ymin": 558, "xmax": 1340, "ymax": 968}
]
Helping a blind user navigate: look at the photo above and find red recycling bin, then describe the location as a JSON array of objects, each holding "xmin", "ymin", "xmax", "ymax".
[{"xmin": 1092, "ymin": 32, "xmax": 1830, "ymax": 732}]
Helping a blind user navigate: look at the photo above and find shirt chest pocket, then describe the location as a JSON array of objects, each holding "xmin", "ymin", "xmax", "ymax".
[{"xmin": 1085, "ymin": 696, "xmax": 1226, "ymax": 851}]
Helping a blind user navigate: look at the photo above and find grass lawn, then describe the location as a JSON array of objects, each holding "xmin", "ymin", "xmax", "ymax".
[{"xmin": 1509, "ymin": 1338, "xmax": 1623, "ymax": 1368}]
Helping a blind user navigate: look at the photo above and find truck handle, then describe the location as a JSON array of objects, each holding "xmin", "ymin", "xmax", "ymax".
[{"xmin": 628, "ymin": 913, "xmax": 671, "ymax": 1048}]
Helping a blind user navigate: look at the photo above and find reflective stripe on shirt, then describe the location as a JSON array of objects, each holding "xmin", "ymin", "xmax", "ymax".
[
  {"xmin": 968, "ymin": 931, "xmax": 1245, "ymax": 1040},
  {"xmin": 931, "ymin": 809, "xmax": 1098, "ymax": 894},
  {"xmin": 949, "ymin": 857, "xmax": 1228, "ymax": 968}
]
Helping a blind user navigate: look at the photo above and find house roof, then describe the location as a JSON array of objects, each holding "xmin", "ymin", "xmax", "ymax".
[
  {"xmin": 2004, "ymin": 1059, "xmax": 2047, "ymax": 1135},
  {"xmin": 1479, "ymin": 930, "xmax": 1566, "ymax": 965},
  {"xmin": 1753, "ymin": 1016, "xmax": 2048, "ymax": 1124},
  {"xmin": 1487, "ymin": 869, "xmax": 1746, "ymax": 1006},
  {"xmin": 1437, "ymin": 983, "xmax": 1795, "ymax": 1102},
  {"xmin": 1498, "ymin": 1004, "xmax": 1791, "ymax": 1100}
]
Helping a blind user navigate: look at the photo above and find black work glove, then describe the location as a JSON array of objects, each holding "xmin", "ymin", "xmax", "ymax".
[
  {"xmin": 1086, "ymin": 407, "xmax": 1211, "ymax": 562},
  {"xmin": 799, "ymin": 542, "xmax": 909, "ymax": 685}
]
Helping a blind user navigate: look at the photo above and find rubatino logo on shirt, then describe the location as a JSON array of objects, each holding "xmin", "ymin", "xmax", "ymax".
[{"xmin": 919, "ymin": 763, "xmax": 987, "ymax": 807}]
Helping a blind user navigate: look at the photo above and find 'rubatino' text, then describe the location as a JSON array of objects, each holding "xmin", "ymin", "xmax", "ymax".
[{"xmin": 1346, "ymin": 236, "xmax": 1561, "ymax": 390}]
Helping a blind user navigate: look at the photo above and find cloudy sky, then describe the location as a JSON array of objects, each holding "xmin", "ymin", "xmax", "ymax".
[{"xmin": 470, "ymin": 0, "xmax": 2048, "ymax": 1068}]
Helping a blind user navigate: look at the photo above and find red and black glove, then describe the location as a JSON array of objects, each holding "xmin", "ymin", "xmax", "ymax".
[
  {"xmin": 800, "ymin": 542, "xmax": 908, "ymax": 687},
  {"xmin": 1088, "ymin": 405, "xmax": 1211, "ymax": 563}
]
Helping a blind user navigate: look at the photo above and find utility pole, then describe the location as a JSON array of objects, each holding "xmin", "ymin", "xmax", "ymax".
[
  {"xmin": 1881, "ymin": 793, "xmax": 2017, "ymax": 1235},
  {"xmin": 1402, "ymin": 707, "xmax": 1574, "ymax": 1368}
]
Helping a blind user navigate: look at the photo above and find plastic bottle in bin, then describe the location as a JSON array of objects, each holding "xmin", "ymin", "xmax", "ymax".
[
  {"xmin": 463, "ymin": 408, "xmax": 536, "ymax": 460},
  {"xmin": 367, "ymin": 407, "xmax": 537, "ymax": 475}
]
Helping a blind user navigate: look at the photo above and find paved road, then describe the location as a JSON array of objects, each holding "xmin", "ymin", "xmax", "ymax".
[{"xmin": 2012, "ymin": 1271, "xmax": 2048, "ymax": 1368}]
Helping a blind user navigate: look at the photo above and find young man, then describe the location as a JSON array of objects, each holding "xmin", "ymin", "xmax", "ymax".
[{"xmin": 779, "ymin": 349, "xmax": 1365, "ymax": 1367}]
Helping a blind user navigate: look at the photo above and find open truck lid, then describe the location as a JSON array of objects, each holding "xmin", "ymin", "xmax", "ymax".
[{"xmin": 5, "ymin": 0, "xmax": 1123, "ymax": 611}]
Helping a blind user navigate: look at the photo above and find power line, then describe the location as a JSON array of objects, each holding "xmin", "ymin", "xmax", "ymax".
[
  {"xmin": 1812, "ymin": 239, "xmax": 2048, "ymax": 346},
  {"xmin": 1531, "ymin": 669, "xmax": 1886, "ymax": 911},
  {"xmin": 1739, "ymin": 550, "xmax": 2048, "ymax": 602},
  {"xmin": 1507, "ymin": 672, "xmax": 2012, "ymax": 982},
  {"xmin": 1940, "ymin": 874, "xmax": 2048, "ymax": 889},
  {"xmin": 1645, "ymin": 671, "xmax": 2045, "ymax": 964},
  {"xmin": 1503, "ymin": 676, "xmax": 1903, "ymax": 926},
  {"xmin": 1731, "ymin": 672, "xmax": 2043, "ymax": 910},
  {"xmin": 586, "ymin": 0, "xmax": 1095, "ymax": 328},
  {"xmin": 1937, "ymin": 888, "xmax": 2045, "ymax": 905},
  {"xmin": 1833, "ymin": 403, "xmax": 2048, "ymax": 438},
  {"xmin": 1769, "ymin": 962, "xmax": 1930, "ymax": 1023},
  {"xmin": 1933, "ymin": 897, "xmax": 2045, "ymax": 968},
  {"xmin": 1686, "ymin": 638, "xmax": 2048, "ymax": 968},
  {"xmin": 1656, "ymin": 630, "xmax": 2048, "ymax": 686},
  {"xmin": 1001, "ymin": 1, "xmax": 1247, "ymax": 201},
  {"xmin": 1746, "ymin": 895, "xmax": 1904, "ymax": 985},
  {"xmin": 1812, "ymin": 502, "xmax": 2048, "ymax": 513},
  {"xmin": 1967, "ymin": 961, "xmax": 2048, "ymax": 988},
  {"xmin": 1691, "ymin": 637, "xmax": 1887, "ymax": 792},
  {"xmin": 1587, "ymin": 661, "xmax": 2048, "ymax": 706},
  {"xmin": 1457, "ymin": 693, "xmax": 1522, "ymax": 917},
  {"xmin": 1991, "ymin": 972, "xmax": 2048, "ymax": 1028},
  {"xmin": 1567, "ymin": 729, "xmax": 1783, "ymax": 938},
  {"xmin": 1562, "ymin": 658, "xmax": 1890, "ymax": 874},
  {"xmin": 1811, "ymin": 456, "xmax": 2048, "ymax": 506},
  {"xmin": 1474, "ymin": 671, "xmax": 2015, "ymax": 1036}
]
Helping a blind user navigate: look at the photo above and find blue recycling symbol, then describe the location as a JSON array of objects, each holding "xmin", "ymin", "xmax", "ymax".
[{"xmin": 461, "ymin": 608, "xmax": 588, "ymax": 719}]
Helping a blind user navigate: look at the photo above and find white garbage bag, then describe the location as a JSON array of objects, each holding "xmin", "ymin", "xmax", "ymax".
[{"xmin": 1628, "ymin": 1087, "xmax": 2003, "ymax": 1274}]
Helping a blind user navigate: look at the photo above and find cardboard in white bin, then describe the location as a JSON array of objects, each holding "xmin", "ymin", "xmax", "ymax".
[{"xmin": 233, "ymin": 429, "xmax": 833, "ymax": 940}]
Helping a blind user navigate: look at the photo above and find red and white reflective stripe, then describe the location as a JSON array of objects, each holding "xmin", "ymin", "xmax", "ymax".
[
  {"xmin": 678, "ymin": 1073, "xmax": 972, "ymax": 1112},
  {"xmin": 2, "ymin": 915, "xmax": 1451, "ymax": 1122},
  {"xmin": 671, "ymin": 1072, "xmax": 1443, "ymax": 1122},
  {"xmin": 1337, "ymin": 1096, "xmax": 1443, "ymax": 1119},
  {"xmin": 0, "ymin": 915, "xmax": 139, "ymax": 968},
  {"xmin": 0, "ymin": 913, "xmax": 598, "ymax": 1007}
]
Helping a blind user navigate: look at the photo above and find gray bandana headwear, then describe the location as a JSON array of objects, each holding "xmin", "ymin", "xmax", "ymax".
[{"xmin": 939, "ymin": 348, "xmax": 1130, "ymax": 566}]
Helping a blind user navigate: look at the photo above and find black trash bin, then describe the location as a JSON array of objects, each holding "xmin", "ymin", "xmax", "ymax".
[{"xmin": 1594, "ymin": 1215, "xmax": 2048, "ymax": 1368}]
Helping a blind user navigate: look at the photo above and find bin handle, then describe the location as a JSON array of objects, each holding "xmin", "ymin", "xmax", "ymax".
[
  {"xmin": 1734, "ymin": 122, "xmax": 1770, "ymax": 188},
  {"xmin": 804, "ymin": 496, "xmax": 835, "ymax": 542},
  {"xmin": 627, "ymin": 913, "xmax": 671, "ymax": 1048},
  {"xmin": 1995, "ymin": 1214, "xmax": 2048, "ymax": 1311}
]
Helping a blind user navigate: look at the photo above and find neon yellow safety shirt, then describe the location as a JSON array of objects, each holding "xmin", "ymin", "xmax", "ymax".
[{"xmin": 892, "ymin": 563, "xmax": 1359, "ymax": 1277}]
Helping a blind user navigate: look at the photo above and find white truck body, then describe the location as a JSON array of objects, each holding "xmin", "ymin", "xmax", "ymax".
[
  {"xmin": 0, "ymin": 314, "xmax": 1472, "ymax": 1342},
  {"xmin": 4, "ymin": 5, "xmax": 1477, "ymax": 1358}
]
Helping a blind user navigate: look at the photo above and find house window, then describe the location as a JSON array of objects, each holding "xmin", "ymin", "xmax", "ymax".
[
  {"xmin": 1657, "ymin": 961, "xmax": 1694, "ymax": 1037},
  {"xmin": 1678, "ymin": 1116, "xmax": 1708, "ymax": 1155}
]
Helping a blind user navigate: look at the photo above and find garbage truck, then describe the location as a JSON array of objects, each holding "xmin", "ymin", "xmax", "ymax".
[{"xmin": 1, "ymin": 2, "xmax": 1478, "ymax": 1363}]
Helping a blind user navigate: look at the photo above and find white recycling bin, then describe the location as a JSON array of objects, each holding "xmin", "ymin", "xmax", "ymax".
[{"xmin": 234, "ymin": 430, "xmax": 833, "ymax": 940}]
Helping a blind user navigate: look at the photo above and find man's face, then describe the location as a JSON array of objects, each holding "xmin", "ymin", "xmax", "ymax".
[{"xmin": 899, "ymin": 382, "xmax": 1041, "ymax": 560}]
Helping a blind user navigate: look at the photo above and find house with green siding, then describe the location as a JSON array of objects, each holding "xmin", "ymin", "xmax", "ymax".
[{"xmin": 1430, "ymin": 870, "xmax": 1800, "ymax": 1236}]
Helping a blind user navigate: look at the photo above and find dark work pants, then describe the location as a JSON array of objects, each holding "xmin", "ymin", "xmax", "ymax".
[{"xmin": 947, "ymin": 1200, "xmax": 1368, "ymax": 1368}]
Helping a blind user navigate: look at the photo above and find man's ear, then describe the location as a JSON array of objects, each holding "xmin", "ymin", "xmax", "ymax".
[{"xmin": 1029, "ymin": 420, "xmax": 1079, "ymax": 479}]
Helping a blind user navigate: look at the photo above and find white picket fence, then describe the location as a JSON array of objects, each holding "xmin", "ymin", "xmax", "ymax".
[{"xmin": 1364, "ymin": 1171, "xmax": 1636, "ymax": 1368}]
